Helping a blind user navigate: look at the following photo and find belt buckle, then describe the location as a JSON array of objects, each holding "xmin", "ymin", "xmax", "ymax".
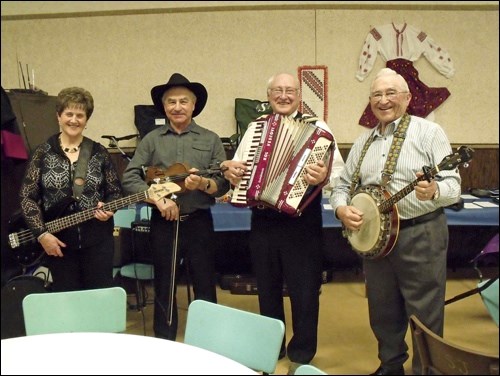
[{"xmin": 257, "ymin": 204, "xmax": 265, "ymax": 210}]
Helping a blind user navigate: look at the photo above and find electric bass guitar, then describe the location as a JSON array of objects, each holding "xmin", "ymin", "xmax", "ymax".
[
  {"xmin": 8, "ymin": 182, "xmax": 181, "ymax": 268},
  {"xmin": 345, "ymin": 145, "xmax": 474, "ymax": 259}
]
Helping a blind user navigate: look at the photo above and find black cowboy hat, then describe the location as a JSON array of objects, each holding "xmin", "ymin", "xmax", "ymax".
[{"xmin": 151, "ymin": 73, "xmax": 208, "ymax": 118}]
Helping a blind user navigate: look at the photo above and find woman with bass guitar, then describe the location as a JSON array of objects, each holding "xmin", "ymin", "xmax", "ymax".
[
  {"xmin": 18, "ymin": 87, "xmax": 123, "ymax": 292},
  {"xmin": 122, "ymin": 73, "xmax": 229, "ymax": 341}
]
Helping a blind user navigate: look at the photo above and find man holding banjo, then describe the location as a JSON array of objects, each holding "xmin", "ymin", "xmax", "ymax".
[{"xmin": 330, "ymin": 68, "xmax": 462, "ymax": 375}]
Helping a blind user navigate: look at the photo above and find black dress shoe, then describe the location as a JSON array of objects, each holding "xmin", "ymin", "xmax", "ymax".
[{"xmin": 370, "ymin": 365, "xmax": 405, "ymax": 375}]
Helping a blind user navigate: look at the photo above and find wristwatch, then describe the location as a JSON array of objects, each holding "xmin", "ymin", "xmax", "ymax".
[{"xmin": 432, "ymin": 185, "xmax": 440, "ymax": 200}]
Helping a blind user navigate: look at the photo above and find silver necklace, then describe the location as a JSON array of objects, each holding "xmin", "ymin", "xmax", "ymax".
[{"xmin": 59, "ymin": 137, "xmax": 81, "ymax": 153}]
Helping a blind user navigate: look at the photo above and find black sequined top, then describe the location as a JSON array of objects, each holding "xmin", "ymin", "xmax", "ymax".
[{"xmin": 19, "ymin": 133, "xmax": 123, "ymax": 248}]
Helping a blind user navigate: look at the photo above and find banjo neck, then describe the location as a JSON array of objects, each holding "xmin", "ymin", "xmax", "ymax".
[
  {"xmin": 348, "ymin": 145, "xmax": 474, "ymax": 260},
  {"xmin": 378, "ymin": 165, "xmax": 439, "ymax": 213}
]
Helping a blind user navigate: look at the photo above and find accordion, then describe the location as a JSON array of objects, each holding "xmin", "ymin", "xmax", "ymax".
[{"xmin": 231, "ymin": 113, "xmax": 335, "ymax": 216}]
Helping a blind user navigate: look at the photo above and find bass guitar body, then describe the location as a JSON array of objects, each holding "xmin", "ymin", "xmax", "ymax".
[{"xmin": 8, "ymin": 213, "xmax": 47, "ymax": 268}]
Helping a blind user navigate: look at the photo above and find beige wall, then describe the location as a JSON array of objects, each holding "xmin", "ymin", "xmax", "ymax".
[{"xmin": 1, "ymin": 2, "xmax": 498, "ymax": 148}]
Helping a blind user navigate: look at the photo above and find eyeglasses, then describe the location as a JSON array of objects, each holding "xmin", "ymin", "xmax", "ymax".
[
  {"xmin": 269, "ymin": 87, "xmax": 298, "ymax": 96},
  {"xmin": 370, "ymin": 90, "xmax": 408, "ymax": 102}
]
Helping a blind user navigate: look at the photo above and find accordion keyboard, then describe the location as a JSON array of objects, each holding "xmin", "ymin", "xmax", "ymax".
[
  {"xmin": 231, "ymin": 114, "xmax": 334, "ymax": 216},
  {"xmin": 230, "ymin": 120, "xmax": 265, "ymax": 206}
]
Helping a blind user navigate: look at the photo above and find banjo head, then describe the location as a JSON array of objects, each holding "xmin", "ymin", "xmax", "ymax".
[{"xmin": 348, "ymin": 186, "xmax": 395, "ymax": 259}]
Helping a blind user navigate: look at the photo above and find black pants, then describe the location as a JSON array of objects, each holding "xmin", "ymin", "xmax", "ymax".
[
  {"xmin": 47, "ymin": 236, "xmax": 114, "ymax": 292},
  {"xmin": 150, "ymin": 209, "xmax": 217, "ymax": 340},
  {"xmin": 249, "ymin": 210, "xmax": 323, "ymax": 364}
]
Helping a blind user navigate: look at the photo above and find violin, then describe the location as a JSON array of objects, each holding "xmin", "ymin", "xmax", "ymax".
[{"xmin": 145, "ymin": 162, "xmax": 226, "ymax": 192}]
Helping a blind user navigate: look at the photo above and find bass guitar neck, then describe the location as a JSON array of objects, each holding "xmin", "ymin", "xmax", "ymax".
[{"xmin": 8, "ymin": 182, "xmax": 180, "ymax": 267}]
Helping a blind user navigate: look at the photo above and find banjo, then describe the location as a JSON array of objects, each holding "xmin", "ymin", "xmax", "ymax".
[{"xmin": 345, "ymin": 145, "xmax": 474, "ymax": 259}]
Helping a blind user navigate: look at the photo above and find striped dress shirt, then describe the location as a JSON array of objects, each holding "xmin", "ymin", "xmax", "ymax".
[{"xmin": 329, "ymin": 115, "xmax": 461, "ymax": 220}]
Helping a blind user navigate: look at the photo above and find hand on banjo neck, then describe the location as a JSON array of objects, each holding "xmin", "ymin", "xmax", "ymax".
[{"xmin": 337, "ymin": 145, "xmax": 474, "ymax": 259}]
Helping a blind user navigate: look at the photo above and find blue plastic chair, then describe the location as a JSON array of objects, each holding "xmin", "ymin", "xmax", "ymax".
[
  {"xmin": 470, "ymin": 233, "xmax": 499, "ymax": 326},
  {"xmin": 471, "ymin": 234, "xmax": 499, "ymax": 282},
  {"xmin": 479, "ymin": 278, "xmax": 499, "ymax": 327},
  {"xmin": 139, "ymin": 205, "xmax": 152, "ymax": 221},
  {"xmin": 184, "ymin": 300, "xmax": 285, "ymax": 374},
  {"xmin": 113, "ymin": 208, "xmax": 137, "ymax": 278},
  {"xmin": 22, "ymin": 287, "xmax": 127, "ymax": 335},
  {"xmin": 294, "ymin": 364, "xmax": 329, "ymax": 375},
  {"xmin": 115, "ymin": 206, "xmax": 154, "ymax": 310},
  {"xmin": 113, "ymin": 207, "xmax": 136, "ymax": 228}
]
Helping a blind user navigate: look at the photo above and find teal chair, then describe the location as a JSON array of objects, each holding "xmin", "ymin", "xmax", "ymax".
[
  {"xmin": 470, "ymin": 233, "xmax": 499, "ymax": 327},
  {"xmin": 116, "ymin": 206, "xmax": 154, "ymax": 310},
  {"xmin": 112, "ymin": 207, "xmax": 137, "ymax": 278},
  {"xmin": 471, "ymin": 234, "xmax": 498, "ymax": 282},
  {"xmin": 184, "ymin": 299, "xmax": 285, "ymax": 375},
  {"xmin": 22, "ymin": 287, "xmax": 127, "ymax": 335},
  {"xmin": 479, "ymin": 278, "xmax": 499, "ymax": 327},
  {"xmin": 294, "ymin": 364, "xmax": 328, "ymax": 375},
  {"xmin": 113, "ymin": 207, "xmax": 136, "ymax": 228}
]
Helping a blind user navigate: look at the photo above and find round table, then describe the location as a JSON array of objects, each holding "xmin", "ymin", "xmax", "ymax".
[{"xmin": 1, "ymin": 332, "xmax": 258, "ymax": 375}]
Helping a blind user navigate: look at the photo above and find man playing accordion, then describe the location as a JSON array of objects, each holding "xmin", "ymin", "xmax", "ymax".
[{"xmin": 221, "ymin": 72, "xmax": 345, "ymax": 374}]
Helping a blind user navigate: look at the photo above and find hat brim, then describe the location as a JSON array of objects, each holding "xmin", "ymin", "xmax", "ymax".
[{"xmin": 151, "ymin": 82, "xmax": 207, "ymax": 118}]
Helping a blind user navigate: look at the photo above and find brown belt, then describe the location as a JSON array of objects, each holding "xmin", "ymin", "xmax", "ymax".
[{"xmin": 399, "ymin": 207, "xmax": 444, "ymax": 229}]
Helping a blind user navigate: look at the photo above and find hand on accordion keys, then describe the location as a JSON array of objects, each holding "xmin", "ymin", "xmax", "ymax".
[
  {"xmin": 222, "ymin": 159, "xmax": 327, "ymax": 187},
  {"xmin": 221, "ymin": 160, "xmax": 247, "ymax": 186},
  {"xmin": 303, "ymin": 160, "xmax": 328, "ymax": 186}
]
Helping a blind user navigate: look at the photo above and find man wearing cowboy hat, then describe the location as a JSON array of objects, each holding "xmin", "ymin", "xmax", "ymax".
[{"xmin": 123, "ymin": 73, "xmax": 229, "ymax": 341}]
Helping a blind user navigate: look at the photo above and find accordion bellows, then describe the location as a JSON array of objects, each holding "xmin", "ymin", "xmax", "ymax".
[{"xmin": 231, "ymin": 114, "xmax": 335, "ymax": 216}]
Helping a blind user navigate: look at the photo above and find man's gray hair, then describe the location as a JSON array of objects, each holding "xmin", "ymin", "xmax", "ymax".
[
  {"xmin": 266, "ymin": 73, "xmax": 300, "ymax": 91},
  {"xmin": 371, "ymin": 68, "xmax": 409, "ymax": 92}
]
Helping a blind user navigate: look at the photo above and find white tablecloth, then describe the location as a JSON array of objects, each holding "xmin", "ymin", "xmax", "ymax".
[{"xmin": 1, "ymin": 332, "xmax": 258, "ymax": 375}]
